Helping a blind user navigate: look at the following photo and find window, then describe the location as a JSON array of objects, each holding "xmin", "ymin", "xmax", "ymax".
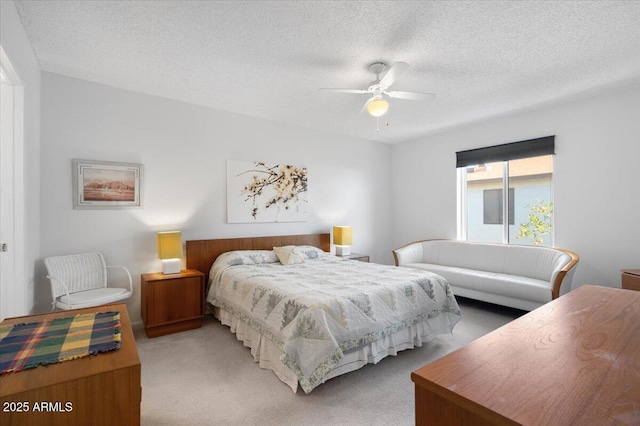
[
  {"xmin": 457, "ymin": 137, "xmax": 554, "ymax": 246},
  {"xmin": 483, "ymin": 188, "xmax": 514, "ymax": 225}
]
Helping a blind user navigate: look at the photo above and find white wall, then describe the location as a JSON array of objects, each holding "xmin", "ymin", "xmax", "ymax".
[
  {"xmin": 391, "ymin": 86, "xmax": 640, "ymax": 292},
  {"xmin": 0, "ymin": 0, "xmax": 41, "ymax": 316},
  {"xmin": 39, "ymin": 72, "xmax": 392, "ymax": 324}
]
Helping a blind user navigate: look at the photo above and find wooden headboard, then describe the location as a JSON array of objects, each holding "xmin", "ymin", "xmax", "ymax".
[{"xmin": 186, "ymin": 233, "xmax": 331, "ymax": 276}]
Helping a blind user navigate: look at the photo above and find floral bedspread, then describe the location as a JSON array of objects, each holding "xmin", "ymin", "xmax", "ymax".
[{"xmin": 207, "ymin": 247, "xmax": 461, "ymax": 393}]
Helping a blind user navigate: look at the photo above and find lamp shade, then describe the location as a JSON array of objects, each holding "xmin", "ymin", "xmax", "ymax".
[
  {"xmin": 333, "ymin": 226, "xmax": 353, "ymax": 246},
  {"xmin": 157, "ymin": 231, "xmax": 184, "ymax": 259},
  {"xmin": 366, "ymin": 98, "xmax": 389, "ymax": 117}
]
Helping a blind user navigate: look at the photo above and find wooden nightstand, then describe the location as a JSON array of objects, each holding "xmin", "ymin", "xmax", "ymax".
[
  {"xmin": 621, "ymin": 269, "xmax": 640, "ymax": 291},
  {"xmin": 337, "ymin": 253, "xmax": 370, "ymax": 262},
  {"xmin": 141, "ymin": 269, "xmax": 205, "ymax": 338}
]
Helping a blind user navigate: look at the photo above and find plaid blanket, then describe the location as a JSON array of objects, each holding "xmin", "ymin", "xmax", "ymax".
[{"xmin": 0, "ymin": 311, "xmax": 121, "ymax": 374}]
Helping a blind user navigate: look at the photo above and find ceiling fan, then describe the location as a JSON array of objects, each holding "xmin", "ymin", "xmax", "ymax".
[{"xmin": 319, "ymin": 62, "xmax": 436, "ymax": 121}]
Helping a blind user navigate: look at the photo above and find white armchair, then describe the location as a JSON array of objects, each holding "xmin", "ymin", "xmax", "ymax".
[{"xmin": 45, "ymin": 252, "xmax": 133, "ymax": 311}]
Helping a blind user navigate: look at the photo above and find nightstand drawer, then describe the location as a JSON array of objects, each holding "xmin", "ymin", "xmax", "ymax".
[{"xmin": 147, "ymin": 277, "xmax": 203, "ymax": 324}]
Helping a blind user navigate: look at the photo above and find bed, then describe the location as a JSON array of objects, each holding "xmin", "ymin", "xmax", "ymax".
[{"xmin": 186, "ymin": 233, "xmax": 461, "ymax": 394}]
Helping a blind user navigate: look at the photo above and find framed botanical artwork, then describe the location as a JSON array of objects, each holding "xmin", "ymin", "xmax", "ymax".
[
  {"xmin": 72, "ymin": 159, "xmax": 143, "ymax": 209},
  {"xmin": 227, "ymin": 160, "xmax": 308, "ymax": 223}
]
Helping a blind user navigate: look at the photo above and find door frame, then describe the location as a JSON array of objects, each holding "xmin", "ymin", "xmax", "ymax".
[{"xmin": 0, "ymin": 45, "xmax": 26, "ymax": 320}]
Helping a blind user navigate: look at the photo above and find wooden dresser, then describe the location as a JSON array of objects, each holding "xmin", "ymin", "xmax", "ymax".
[
  {"xmin": 0, "ymin": 304, "xmax": 141, "ymax": 426},
  {"xmin": 412, "ymin": 285, "xmax": 640, "ymax": 425}
]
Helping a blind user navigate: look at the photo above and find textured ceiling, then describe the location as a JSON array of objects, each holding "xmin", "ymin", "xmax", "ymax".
[{"xmin": 13, "ymin": 1, "xmax": 640, "ymax": 144}]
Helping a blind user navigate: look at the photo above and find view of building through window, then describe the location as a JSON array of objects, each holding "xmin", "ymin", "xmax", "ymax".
[
  {"xmin": 461, "ymin": 155, "xmax": 553, "ymax": 246},
  {"xmin": 483, "ymin": 188, "xmax": 514, "ymax": 225}
]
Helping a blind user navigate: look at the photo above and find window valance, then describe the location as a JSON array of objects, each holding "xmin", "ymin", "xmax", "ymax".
[{"xmin": 456, "ymin": 136, "xmax": 555, "ymax": 168}]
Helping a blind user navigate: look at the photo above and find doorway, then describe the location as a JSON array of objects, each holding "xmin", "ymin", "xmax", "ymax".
[{"xmin": 0, "ymin": 46, "xmax": 25, "ymax": 320}]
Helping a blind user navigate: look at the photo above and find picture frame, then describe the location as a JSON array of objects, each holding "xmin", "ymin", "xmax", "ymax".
[
  {"xmin": 72, "ymin": 159, "xmax": 144, "ymax": 209},
  {"xmin": 227, "ymin": 160, "xmax": 308, "ymax": 223}
]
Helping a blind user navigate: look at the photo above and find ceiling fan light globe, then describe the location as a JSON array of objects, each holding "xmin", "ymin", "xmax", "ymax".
[{"xmin": 367, "ymin": 98, "xmax": 389, "ymax": 117}]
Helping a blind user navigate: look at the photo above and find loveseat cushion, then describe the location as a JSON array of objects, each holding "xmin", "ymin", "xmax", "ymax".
[
  {"xmin": 421, "ymin": 240, "xmax": 570, "ymax": 282},
  {"xmin": 401, "ymin": 263, "xmax": 552, "ymax": 304},
  {"xmin": 502, "ymin": 246, "xmax": 572, "ymax": 284}
]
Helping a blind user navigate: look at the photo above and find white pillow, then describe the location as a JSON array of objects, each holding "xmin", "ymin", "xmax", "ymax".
[
  {"xmin": 273, "ymin": 246, "xmax": 305, "ymax": 265},
  {"xmin": 293, "ymin": 245, "xmax": 327, "ymax": 260},
  {"xmin": 213, "ymin": 250, "xmax": 279, "ymax": 268}
]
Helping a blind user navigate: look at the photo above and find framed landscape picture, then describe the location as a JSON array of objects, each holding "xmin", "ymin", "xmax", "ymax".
[{"xmin": 72, "ymin": 159, "xmax": 143, "ymax": 209}]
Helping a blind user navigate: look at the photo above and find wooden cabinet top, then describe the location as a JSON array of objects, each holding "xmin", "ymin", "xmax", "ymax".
[
  {"xmin": 412, "ymin": 285, "xmax": 640, "ymax": 425},
  {"xmin": 142, "ymin": 269, "xmax": 204, "ymax": 282},
  {"xmin": 336, "ymin": 253, "xmax": 369, "ymax": 260},
  {"xmin": 1, "ymin": 303, "xmax": 140, "ymax": 397}
]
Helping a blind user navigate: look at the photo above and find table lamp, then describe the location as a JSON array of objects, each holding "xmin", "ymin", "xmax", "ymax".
[
  {"xmin": 157, "ymin": 231, "xmax": 183, "ymax": 274},
  {"xmin": 333, "ymin": 226, "xmax": 352, "ymax": 256}
]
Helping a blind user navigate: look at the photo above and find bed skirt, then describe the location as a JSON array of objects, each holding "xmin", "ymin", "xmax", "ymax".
[{"xmin": 214, "ymin": 306, "xmax": 454, "ymax": 393}]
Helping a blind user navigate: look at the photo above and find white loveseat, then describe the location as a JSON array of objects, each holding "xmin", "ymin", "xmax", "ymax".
[{"xmin": 393, "ymin": 240, "xmax": 579, "ymax": 311}]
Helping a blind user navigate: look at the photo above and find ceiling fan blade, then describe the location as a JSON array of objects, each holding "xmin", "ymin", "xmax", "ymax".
[
  {"xmin": 379, "ymin": 62, "xmax": 409, "ymax": 88},
  {"xmin": 318, "ymin": 88, "xmax": 369, "ymax": 94},
  {"xmin": 386, "ymin": 90, "xmax": 436, "ymax": 101}
]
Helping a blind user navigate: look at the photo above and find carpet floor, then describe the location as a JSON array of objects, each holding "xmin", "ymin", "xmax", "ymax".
[{"xmin": 135, "ymin": 297, "xmax": 524, "ymax": 426}]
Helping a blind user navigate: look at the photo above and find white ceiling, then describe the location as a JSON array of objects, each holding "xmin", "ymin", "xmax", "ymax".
[{"xmin": 13, "ymin": 1, "xmax": 640, "ymax": 144}]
